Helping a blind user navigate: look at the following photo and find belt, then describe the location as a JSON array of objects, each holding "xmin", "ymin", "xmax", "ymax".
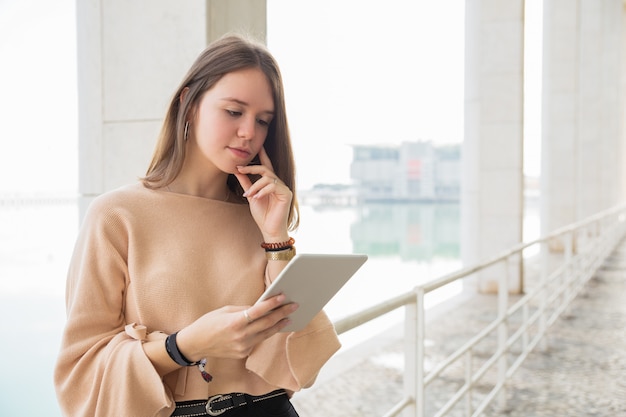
[{"xmin": 172, "ymin": 389, "xmax": 287, "ymax": 417}]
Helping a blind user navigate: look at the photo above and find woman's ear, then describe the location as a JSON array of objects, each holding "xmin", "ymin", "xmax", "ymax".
[
  {"xmin": 180, "ymin": 87, "xmax": 197, "ymax": 123},
  {"xmin": 179, "ymin": 87, "xmax": 190, "ymax": 104}
]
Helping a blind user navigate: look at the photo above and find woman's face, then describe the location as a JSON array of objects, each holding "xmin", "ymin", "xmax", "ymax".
[{"xmin": 190, "ymin": 67, "xmax": 275, "ymax": 174}]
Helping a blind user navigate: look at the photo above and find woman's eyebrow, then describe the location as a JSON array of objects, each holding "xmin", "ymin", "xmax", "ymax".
[{"xmin": 220, "ymin": 97, "xmax": 274, "ymax": 115}]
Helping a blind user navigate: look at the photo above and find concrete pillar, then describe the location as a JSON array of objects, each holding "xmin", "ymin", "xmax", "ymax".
[
  {"xmin": 76, "ymin": 0, "xmax": 266, "ymax": 218},
  {"xmin": 541, "ymin": 0, "xmax": 625, "ymax": 240},
  {"xmin": 540, "ymin": 0, "xmax": 580, "ymax": 236},
  {"xmin": 577, "ymin": 0, "xmax": 604, "ymax": 219},
  {"xmin": 462, "ymin": 0, "xmax": 525, "ymax": 293},
  {"xmin": 623, "ymin": 4, "xmax": 626, "ymax": 200},
  {"xmin": 207, "ymin": 0, "xmax": 267, "ymax": 42},
  {"xmin": 576, "ymin": 0, "xmax": 626, "ymax": 217},
  {"xmin": 598, "ymin": 0, "xmax": 625, "ymax": 209}
]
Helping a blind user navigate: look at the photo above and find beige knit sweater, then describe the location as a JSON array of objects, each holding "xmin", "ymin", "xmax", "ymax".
[{"xmin": 54, "ymin": 183, "xmax": 341, "ymax": 417}]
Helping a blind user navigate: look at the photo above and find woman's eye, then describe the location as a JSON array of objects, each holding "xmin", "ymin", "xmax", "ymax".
[
  {"xmin": 257, "ymin": 119, "xmax": 270, "ymax": 127},
  {"xmin": 227, "ymin": 110, "xmax": 242, "ymax": 117}
]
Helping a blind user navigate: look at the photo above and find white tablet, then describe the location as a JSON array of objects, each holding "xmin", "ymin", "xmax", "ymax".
[{"xmin": 256, "ymin": 253, "xmax": 368, "ymax": 332}]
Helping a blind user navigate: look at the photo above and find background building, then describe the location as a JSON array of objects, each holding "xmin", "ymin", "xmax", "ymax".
[{"xmin": 350, "ymin": 141, "xmax": 461, "ymax": 202}]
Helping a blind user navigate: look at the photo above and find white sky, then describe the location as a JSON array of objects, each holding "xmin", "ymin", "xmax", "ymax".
[
  {"xmin": 268, "ymin": 0, "xmax": 543, "ymax": 189},
  {"xmin": 268, "ymin": 0, "xmax": 467, "ymax": 189},
  {"xmin": 0, "ymin": 0, "xmax": 541, "ymax": 194},
  {"xmin": 0, "ymin": 0, "xmax": 77, "ymax": 194}
]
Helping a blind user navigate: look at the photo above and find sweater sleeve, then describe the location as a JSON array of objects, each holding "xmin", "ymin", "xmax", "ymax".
[
  {"xmin": 53, "ymin": 198, "xmax": 174, "ymax": 417},
  {"xmin": 245, "ymin": 310, "xmax": 341, "ymax": 391}
]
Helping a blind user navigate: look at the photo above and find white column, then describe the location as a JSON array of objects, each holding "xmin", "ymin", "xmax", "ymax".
[
  {"xmin": 76, "ymin": 0, "xmax": 266, "ymax": 218},
  {"xmin": 462, "ymin": 0, "xmax": 525, "ymax": 293},
  {"xmin": 577, "ymin": 0, "xmax": 608, "ymax": 219},
  {"xmin": 207, "ymin": 0, "xmax": 267, "ymax": 42},
  {"xmin": 622, "ymin": 4, "xmax": 626, "ymax": 200},
  {"xmin": 542, "ymin": 0, "xmax": 625, "ymax": 238},
  {"xmin": 76, "ymin": 0, "xmax": 207, "ymax": 217},
  {"xmin": 577, "ymin": 1, "xmax": 599, "ymax": 218},
  {"xmin": 540, "ymin": 0, "xmax": 580, "ymax": 236},
  {"xmin": 598, "ymin": 0, "xmax": 625, "ymax": 209}
]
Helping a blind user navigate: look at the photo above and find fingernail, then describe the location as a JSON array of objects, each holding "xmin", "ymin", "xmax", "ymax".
[{"xmin": 289, "ymin": 303, "xmax": 299, "ymax": 312}]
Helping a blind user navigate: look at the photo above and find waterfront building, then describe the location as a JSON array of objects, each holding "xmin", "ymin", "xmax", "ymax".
[{"xmin": 350, "ymin": 142, "xmax": 460, "ymax": 202}]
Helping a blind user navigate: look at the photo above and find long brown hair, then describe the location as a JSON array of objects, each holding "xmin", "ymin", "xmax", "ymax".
[{"xmin": 142, "ymin": 34, "xmax": 299, "ymax": 230}]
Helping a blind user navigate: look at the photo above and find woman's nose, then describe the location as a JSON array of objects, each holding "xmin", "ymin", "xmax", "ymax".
[{"xmin": 237, "ymin": 117, "xmax": 256, "ymax": 140}]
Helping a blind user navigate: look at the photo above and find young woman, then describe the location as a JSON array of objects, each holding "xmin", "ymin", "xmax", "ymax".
[{"xmin": 54, "ymin": 35, "xmax": 341, "ymax": 417}]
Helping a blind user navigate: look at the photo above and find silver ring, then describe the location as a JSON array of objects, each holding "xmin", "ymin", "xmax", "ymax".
[
  {"xmin": 273, "ymin": 178, "xmax": 278, "ymax": 185},
  {"xmin": 243, "ymin": 309, "xmax": 253, "ymax": 323}
]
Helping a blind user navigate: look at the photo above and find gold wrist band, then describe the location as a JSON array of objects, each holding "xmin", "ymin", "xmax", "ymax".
[{"xmin": 266, "ymin": 246, "xmax": 296, "ymax": 261}]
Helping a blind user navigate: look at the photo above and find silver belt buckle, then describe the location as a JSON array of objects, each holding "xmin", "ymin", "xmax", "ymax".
[{"xmin": 206, "ymin": 394, "xmax": 227, "ymax": 416}]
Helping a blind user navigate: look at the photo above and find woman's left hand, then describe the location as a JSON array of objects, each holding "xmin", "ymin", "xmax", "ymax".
[{"xmin": 234, "ymin": 147, "xmax": 292, "ymax": 241}]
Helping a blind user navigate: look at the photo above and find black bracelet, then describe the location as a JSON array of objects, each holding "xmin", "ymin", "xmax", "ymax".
[
  {"xmin": 165, "ymin": 332, "xmax": 200, "ymax": 366},
  {"xmin": 265, "ymin": 245, "xmax": 294, "ymax": 252}
]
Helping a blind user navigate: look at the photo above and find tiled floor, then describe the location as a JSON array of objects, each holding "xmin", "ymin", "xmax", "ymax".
[{"xmin": 292, "ymin": 240, "xmax": 626, "ymax": 417}]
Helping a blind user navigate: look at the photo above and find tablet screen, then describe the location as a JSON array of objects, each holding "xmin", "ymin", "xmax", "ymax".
[{"xmin": 256, "ymin": 253, "xmax": 368, "ymax": 332}]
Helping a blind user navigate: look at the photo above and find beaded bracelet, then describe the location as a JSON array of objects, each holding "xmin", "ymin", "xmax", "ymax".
[{"xmin": 261, "ymin": 237, "xmax": 295, "ymax": 251}]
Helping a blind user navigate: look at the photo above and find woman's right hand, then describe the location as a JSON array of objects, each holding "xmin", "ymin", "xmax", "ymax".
[{"xmin": 174, "ymin": 294, "xmax": 298, "ymax": 362}]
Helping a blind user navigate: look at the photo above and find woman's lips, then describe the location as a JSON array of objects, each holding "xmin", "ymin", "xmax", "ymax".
[{"xmin": 228, "ymin": 147, "xmax": 251, "ymax": 159}]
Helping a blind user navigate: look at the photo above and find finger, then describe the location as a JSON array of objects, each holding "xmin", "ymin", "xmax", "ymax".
[
  {"xmin": 246, "ymin": 177, "xmax": 283, "ymax": 200},
  {"xmin": 242, "ymin": 316, "xmax": 291, "ymax": 352},
  {"xmin": 236, "ymin": 163, "xmax": 273, "ymax": 178},
  {"xmin": 256, "ymin": 316, "xmax": 293, "ymax": 340},
  {"xmin": 247, "ymin": 303, "xmax": 298, "ymax": 337},
  {"xmin": 258, "ymin": 146, "xmax": 274, "ymax": 171},
  {"xmin": 243, "ymin": 294, "xmax": 298, "ymax": 326},
  {"xmin": 235, "ymin": 164, "xmax": 274, "ymax": 196},
  {"xmin": 261, "ymin": 303, "xmax": 298, "ymax": 330},
  {"xmin": 236, "ymin": 170, "xmax": 284, "ymax": 200},
  {"xmin": 234, "ymin": 171, "xmax": 253, "ymax": 194},
  {"xmin": 249, "ymin": 293, "xmax": 288, "ymax": 318},
  {"xmin": 243, "ymin": 309, "xmax": 254, "ymax": 324},
  {"xmin": 261, "ymin": 302, "xmax": 298, "ymax": 324}
]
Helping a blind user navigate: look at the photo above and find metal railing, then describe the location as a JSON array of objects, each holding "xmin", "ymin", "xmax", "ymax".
[{"xmin": 333, "ymin": 204, "xmax": 626, "ymax": 417}]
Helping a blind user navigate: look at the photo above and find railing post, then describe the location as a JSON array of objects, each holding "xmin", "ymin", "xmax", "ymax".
[
  {"xmin": 415, "ymin": 286, "xmax": 426, "ymax": 417},
  {"xmin": 564, "ymin": 231, "xmax": 574, "ymax": 312},
  {"xmin": 465, "ymin": 350, "xmax": 473, "ymax": 416},
  {"xmin": 497, "ymin": 256, "xmax": 509, "ymax": 410},
  {"xmin": 539, "ymin": 240, "xmax": 549, "ymax": 351},
  {"xmin": 403, "ymin": 290, "xmax": 418, "ymax": 417}
]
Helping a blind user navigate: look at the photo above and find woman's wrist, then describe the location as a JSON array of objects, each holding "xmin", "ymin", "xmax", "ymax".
[
  {"xmin": 162, "ymin": 329, "xmax": 213, "ymax": 383},
  {"xmin": 173, "ymin": 327, "xmax": 201, "ymax": 364},
  {"xmin": 142, "ymin": 338, "xmax": 182, "ymax": 377},
  {"xmin": 165, "ymin": 332, "xmax": 201, "ymax": 366}
]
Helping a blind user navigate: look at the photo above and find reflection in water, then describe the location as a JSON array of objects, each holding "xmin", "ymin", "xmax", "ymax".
[{"xmin": 350, "ymin": 203, "xmax": 460, "ymax": 262}]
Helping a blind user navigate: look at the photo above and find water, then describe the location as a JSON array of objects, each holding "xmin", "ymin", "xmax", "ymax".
[
  {"xmin": 0, "ymin": 200, "xmax": 77, "ymax": 416},
  {"xmin": 295, "ymin": 202, "xmax": 462, "ymax": 340},
  {"xmin": 0, "ymin": 198, "xmax": 461, "ymax": 416}
]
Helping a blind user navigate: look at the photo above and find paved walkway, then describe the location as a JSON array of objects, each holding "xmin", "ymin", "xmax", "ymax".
[{"xmin": 291, "ymin": 240, "xmax": 626, "ymax": 417}]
